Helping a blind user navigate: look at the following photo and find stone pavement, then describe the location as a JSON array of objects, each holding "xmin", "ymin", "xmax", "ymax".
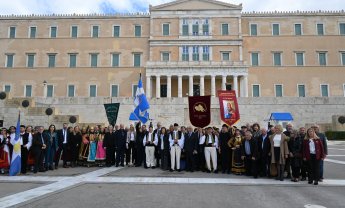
[{"xmin": 0, "ymin": 141, "xmax": 344, "ymax": 208}]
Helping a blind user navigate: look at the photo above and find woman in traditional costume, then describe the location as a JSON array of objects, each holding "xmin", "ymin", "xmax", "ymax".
[
  {"xmin": 0, "ymin": 128, "xmax": 11, "ymax": 174},
  {"xmin": 95, "ymin": 127, "xmax": 106, "ymax": 167},
  {"xmin": 228, "ymin": 128, "xmax": 245, "ymax": 175},
  {"xmin": 79, "ymin": 127, "xmax": 90, "ymax": 166},
  {"xmin": 87, "ymin": 127, "xmax": 97, "ymax": 166}
]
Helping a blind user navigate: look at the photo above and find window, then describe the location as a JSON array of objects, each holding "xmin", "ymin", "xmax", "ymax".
[
  {"xmin": 226, "ymin": 84, "xmax": 232, "ymax": 91},
  {"xmin": 192, "ymin": 46, "xmax": 199, "ymax": 61},
  {"xmin": 112, "ymin": 53, "xmax": 120, "ymax": 67},
  {"xmin": 298, "ymin": 84, "xmax": 306, "ymax": 97},
  {"xmin": 250, "ymin": 24, "xmax": 257, "ymax": 36},
  {"xmin": 111, "ymin": 85, "xmax": 119, "ymax": 97},
  {"xmin": 202, "ymin": 46, "xmax": 209, "ymax": 61},
  {"xmin": 135, "ymin": 25, "xmax": 141, "ymax": 37},
  {"xmin": 47, "ymin": 85, "xmax": 53, "ymax": 97},
  {"xmin": 29, "ymin": 27, "xmax": 36, "ymax": 38},
  {"xmin": 6, "ymin": 54, "xmax": 14, "ymax": 68},
  {"xmin": 252, "ymin": 85, "xmax": 260, "ymax": 97},
  {"xmin": 273, "ymin": 52, "xmax": 282, "ymax": 66},
  {"xmin": 48, "ymin": 54, "xmax": 56, "ymax": 68},
  {"xmin": 203, "ymin": 19, "xmax": 209, "ymax": 35},
  {"xmin": 113, "ymin": 26, "xmax": 120, "ymax": 37},
  {"xmin": 161, "ymin": 84, "xmax": 167, "ymax": 97},
  {"xmin": 4, "ymin": 85, "xmax": 11, "ymax": 93},
  {"xmin": 222, "ymin": 52, "xmax": 230, "ymax": 61},
  {"xmin": 90, "ymin": 53, "xmax": 98, "ymax": 67},
  {"xmin": 27, "ymin": 54, "xmax": 35, "ymax": 68},
  {"xmin": 340, "ymin": 23, "xmax": 345, "ymax": 35},
  {"xmin": 182, "ymin": 46, "xmax": 189, "ymax": 61},
  {"xmin": 182, "ymin": 19, "xmax": 189, "ymax": 36},
  {"xmin": 251, "ymin": 52, "xmax": 259, "ymax": 66},
  {"xmin": 69, "ymin": 54, "xmax": 77, "ymax": 68},
  {"xmin": 50, "ymin": 26, "xmax": 57, "ymax": 38},
  {"xmin": 318, "ymin": 52, "xmax": 327, "ymax": 66},
  {"xmin": 321, "ymin": 84, "xmax": 329, "ymax": 97},
  {"xmin": 162, "ymin": 23, "xmax": 170, "ymax": 36},
  {"xmin": 68, "ymin": 85, "xmax": 75, "ymax": 97},
  {"xmin": 132, "ymin": 85, "xmax": 138, "ymax": 97},
  {"xmin": 294, "ymin": 24, "xmax": 302, "ymax": 35},
  {"xmin": 9, "ymin": 26, "xmax": 16, "ymax": 38},
  {"xmin": 341, "ymin": 52, "xmax": 345, "ymax": 66},
  {"xmin": 133, "ymin": 53, "xmax": 141, "ymax": 67},
  {"xmin": 192, "ymin": 21, "xmax": 199, "ymax": 36},
  {"xmin": 295, "ymin": 52, "xmax": 304, "ymax": 66},
  {"xmin": 193, "ymin": 84, "xmax": 200, "ymax": 96},
  {"xmin": 161, "ymin": 52, "xmax": 170, "ymax": 62},
  {"xmin": 71, "ymin": 26, "xmax": 78, "ymax": 38},
  {"xmin": 89, "ymin": 85, "xmax": 97, "ymax": 97},
  {"xmin": 92, "ymin": 25, "xmax": 99, "ymax": 38},
  {"xmin": 275, "ymin": 84, "xmax": 283, "ymax": 97},
  {"xmin": 221, "ymin": 23, "xmax": 229, "ymax": 35},
  {"xmin": 272, "ymin": 23, "xmax": 280, "ymax": 36},
  {"xmin": 25, "ymin": 85, "xmax": 32, "ymax": 97},
  {"xmin": 317, "ymin": 23, "xmax": 324, "ymax": 35}
]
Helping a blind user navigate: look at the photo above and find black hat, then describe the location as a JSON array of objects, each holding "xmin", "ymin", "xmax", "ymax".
[
  {"xmin": 20, "ymin": 125, "xmax": 26, "ymax": 128},
  {"xmin": 174, "ymin": 123, "xmax": 179, "ymax": 127},
  {"xmin": 9, "ymin": 126, "xmax": 16, "ymax": 129},
  {"xmin": 207, "ymin": 126, "xmax": 212, "ymax": 129},
  {"xmin": 241, "ymin": 126, "xmax": 247, "ymax": 129},
  {"xmin": 222, "ymin": 124, "xmax": 228, "ymax": 128}
]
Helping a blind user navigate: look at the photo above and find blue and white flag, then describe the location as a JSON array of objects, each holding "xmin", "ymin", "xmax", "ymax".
[
  {"xmin": 9, "ymin": 112, "xmax": 21, "ymax": 176},
  {"xmin": 129, "ymin": 74, "xmax": 150, "ymax": 123}
]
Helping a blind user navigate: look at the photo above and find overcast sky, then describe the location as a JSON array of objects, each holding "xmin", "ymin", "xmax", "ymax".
[{"xmin": 0, "ymin": 0, "xmax": 344, "ymax": 15}]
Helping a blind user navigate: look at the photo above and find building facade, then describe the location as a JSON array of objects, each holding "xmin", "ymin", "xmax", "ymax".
[{"xmin": 0, "ymin": 0, "xmax": 345, "ymax": 128}]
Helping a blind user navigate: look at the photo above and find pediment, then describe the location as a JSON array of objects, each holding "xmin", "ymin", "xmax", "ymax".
[{"xmin": 150, "ymin": 0, "xmax": 242, "ymax": 11}]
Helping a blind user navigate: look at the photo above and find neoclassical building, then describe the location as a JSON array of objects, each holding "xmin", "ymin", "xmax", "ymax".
[{"xmin": 1, "ymin": 0, "xmax": 345, "ymax": 100}]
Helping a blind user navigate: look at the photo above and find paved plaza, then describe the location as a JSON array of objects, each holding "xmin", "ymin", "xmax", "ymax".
[{"xmin": 0, "ymin": 141, "xmax": 345, "ymax": 208}]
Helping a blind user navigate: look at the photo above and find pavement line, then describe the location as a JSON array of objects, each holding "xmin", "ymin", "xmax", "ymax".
[
  {"xmin": 85, "ymin": 177, "xmax": 345, "ymax": 186},
  {"xmin": 328, "ymin": 148, "xmax": 345, "ymax": 151},
  {"xmin": 0, "ymin": 176, "xmax": 70, "ymax": 182},
  {"xmin": 325, "ymin": 158, "xmax": 345, "ymax": 165},
  {"xmin": 0, "ymin": 167, "xmax": 122, "ymax": 208},
  {"xmin": 327, "ymin": 155, "xmax": 345, "ymax": 157}
]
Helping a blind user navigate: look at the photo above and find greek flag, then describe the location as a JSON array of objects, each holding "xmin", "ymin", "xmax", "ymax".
[
  {"xmin": 129, "ymin": 74, "xmax": 150, "ymax": 123},
  {"xmin": 9, "ymin": 112, "xmax": 21, "ymax": 176}
]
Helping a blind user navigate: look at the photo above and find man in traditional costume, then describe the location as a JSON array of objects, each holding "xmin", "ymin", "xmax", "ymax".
[
  {"xmin": 143, "ymin": 126, "xmax": 158, "ymax": 168},
  {"xmin": 200, "ymin": 127, "xmax": 218, "ymax": 173},
  {"xmin": 169, "ymin": 123, "xmax": 185, "ymax": 172}
]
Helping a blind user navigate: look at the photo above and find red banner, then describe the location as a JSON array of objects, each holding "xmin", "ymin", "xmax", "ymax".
[
  {"xmin": 218, "ymin": 90, "xmax": 240, "ymax": 126},
  {"xmin": 188, "ymin": 96, "xmax": 211, "ymax": 128}
]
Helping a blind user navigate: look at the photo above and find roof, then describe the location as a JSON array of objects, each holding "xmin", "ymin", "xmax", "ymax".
[{"xmin": 269, "ymin": 113, "xmax": 293, "ymax": 121}]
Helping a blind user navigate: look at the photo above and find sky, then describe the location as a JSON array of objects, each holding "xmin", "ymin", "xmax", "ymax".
[{"xmin": 0, "ymin": 0, "xmax": 344, "ymax": 15}]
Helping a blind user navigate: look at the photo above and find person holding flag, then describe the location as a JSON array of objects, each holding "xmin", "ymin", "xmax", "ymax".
[{"xmin": 9, "ymin": 112, "xmax": 21, "ymax": 176}]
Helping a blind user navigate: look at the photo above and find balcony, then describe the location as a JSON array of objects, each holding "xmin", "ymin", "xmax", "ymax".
[{"xmin": 146, "ymin": 60, "xmax": 247, "ymax": 68}]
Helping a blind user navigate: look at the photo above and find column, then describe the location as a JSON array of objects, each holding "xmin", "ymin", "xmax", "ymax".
[
  {"xmin": 146, "ymin": 76, "xmax": 151, "ymax": 98},
  {"xmin": 189, "ymin": 75, "xmax": 194, "ymax": 96},
  {"xmin": 156, "ymin": 75, "xmax": 160, "ymax": 98},
  {"xmin": 243, "ymin": 75, "xmax": 248, "ymax": 97},
  {"xmin": 211, "ymin": 75, "xmax": 216, "ymax": 97},
  {"xmin": 167, "ymin": 75, "xmax": 171, "ymax": 98},
  {"xmin": 233, "ymin": 75, "xmax": 238, "ymax": 97},
  {"xmin": 200, "ymin": 75, "xmax": 205, "ymax": 96},
  {"xmin": 178, "ymin": 75, "xmax": 183, "ymax": 98},
  {"xmin": 221, "ymin": 75, "xmax": 227, "ymax": 90}
]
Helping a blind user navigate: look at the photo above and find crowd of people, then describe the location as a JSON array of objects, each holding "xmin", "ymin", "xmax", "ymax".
[{"xmin": 0, "ymin": 122, "xmax": 328, "ymax": 185}]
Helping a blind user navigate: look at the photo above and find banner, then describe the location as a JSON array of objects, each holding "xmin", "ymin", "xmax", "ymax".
[
  {"xmin": 104, "ymin": 103, "xmax": 120, "ymax": 126},
  {"xmin": 188, "ymin": 95, "xmax": 211, "ymax": 128},
  {"xmin": 129, "ymin": 74, "xmax": 150, "ymax": 123},
  {"xmin": 218, "ymin": 90, "xmax": 240, "ymax": 126}
]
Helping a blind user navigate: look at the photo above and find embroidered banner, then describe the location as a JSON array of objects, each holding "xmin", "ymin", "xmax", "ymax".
[
  {"xmin": 104, "ymin": 103, "xmax": 120, "ymax": 126},
  {"xmin": 218, "ymin": 90, "xmax": 240, "ymax": 126},
  {"xmin": 188, "ymin": 95, "xmax": 211, "ymax": 128}
]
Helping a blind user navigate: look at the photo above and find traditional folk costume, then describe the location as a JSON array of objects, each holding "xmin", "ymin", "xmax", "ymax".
[
  {"xmin": 45, "ymin": 131, "xmax": 58, "ymax": 170},
  {"xmin": 21, "ymin": 131, "xmax": 32, "ymax": 174},
  {"xmin": 87, "ymin": 132, "xmax": 97, "ymax": 163},
  {"xmin": 200, "ymin": 133, "xmax": 218, "ymax": 172},
  {"xmin": 169, "ymin": 130, "xmax": 184, "ymax": 171},
  {"xmin": 143, "ymin": 131, "xmax": 158, "ymax": 168},
  {"xmin": 228, "ymin": 135, "xmax": 245, "ymax": 174},
  {"xmin": 95, "ymin": 133, "xmax": 106, "ymax": 166},
  {"xmin": 79, "ymin": 131, "xmax": 90, "ymax": 164},
  {"xmin": 0, "ymin": 133, "xmax": 11, "ymax": 174}
]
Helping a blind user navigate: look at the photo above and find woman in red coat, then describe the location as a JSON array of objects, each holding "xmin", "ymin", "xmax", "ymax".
[{"xmin": 303, "ymin": 128, "xmax": 325, "ymax": 185}]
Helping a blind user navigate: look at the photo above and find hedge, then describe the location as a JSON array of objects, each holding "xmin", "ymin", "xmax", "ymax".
[{"xmin": 325, "ymin": 131, "xmax": 345, "ymax": 140}]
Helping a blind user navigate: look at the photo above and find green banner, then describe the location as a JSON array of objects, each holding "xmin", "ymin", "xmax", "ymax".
[{"xmin": 104, "ymin": 103, "xmax": 120, "ymax": 126}]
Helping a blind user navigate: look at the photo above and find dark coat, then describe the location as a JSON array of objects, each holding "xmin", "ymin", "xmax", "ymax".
[
  {"xmin": 103, "ymin": 132, "xmax": 116, "ymax": 148},
  {"xmin": 57, "ymin": 128, "xmax": 69, "ymax": 147},
  {"xmin": 32, "ymin": 132, "xmax": 48, "ymax": 155},
  {"xmin": 257, "ymin": 134, "xmax": 271, "ymax": 158},
  {"xmin": 303, "ymin": 138, "xmax": 325, "ymax": 160},
  {"xmin": 157, "ymin": 132, "xmax": 170, "ymax": 150},
  {"xmin": 241, "ymin": 138, "xmax": 259, "ymax": 159},
  {"xmin": 184, "ymin": 132, "xmax": 198, "ymax": 152},
  {"xmin": 219, "ymin": 131, "xmax": 231, "ymax": 152},
  {"xmin": 115, "ymin": 129, "xmax": 127, "ymax": 149}
]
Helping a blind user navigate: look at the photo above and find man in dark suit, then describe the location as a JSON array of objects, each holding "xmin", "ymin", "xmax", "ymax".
[
  {"xmin": 56, "ymin": 123, "xmax": 70, "ymax": 168},
  {"xmin": 157, "ymin": 127, "xmax": 170, "ymax": 170},
  {"xmin": 115, "ymin": 124, "xmax": 127, "ymax": 167},
  {"xmin": 241, "ymin": 131, "xmax": 259, "ymax": 178},
  {"xmin": 257, "ymin": 128, "xmax": 271, "ymax": 177},
  {"xmin": 153, "ymin": 122, "xmax": 161, "ymax": 167},
  {"xmin": 135, "ymin": 122, "xmax": 146, "ymax": 167},
  {"xmin": 196, "ymin": 127, "xmax": 205, "ymax": 172},
  {"xmin": 184, "ymin": 126, "xmax": 198, "ymax": 172},
  {"xmin": 103, "ymin": 125, "xmax": 116, "ymax": 167},
  {"xmin": 219, "ymin": 124, "xmax": 232, "ymax": 174},
  {"xmin": 32, "ymin": 126, "xmax": 48, "ymax": 173}
]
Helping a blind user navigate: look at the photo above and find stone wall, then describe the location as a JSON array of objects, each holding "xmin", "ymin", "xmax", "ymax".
[{"xmin": 1, "ymin": 96, "xmax": 345, "ymax": 130}]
